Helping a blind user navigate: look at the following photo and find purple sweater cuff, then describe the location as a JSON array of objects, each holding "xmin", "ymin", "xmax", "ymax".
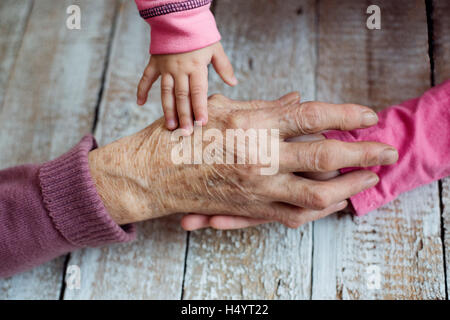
[{"xmin": 39, "ymin": 135, "xmax": 136, "ymax": 247}]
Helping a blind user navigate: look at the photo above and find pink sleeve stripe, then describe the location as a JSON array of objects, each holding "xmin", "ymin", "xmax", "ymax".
[{"xmin": 138, "ymin": 0, "xmax": 212, "ymax": 19}]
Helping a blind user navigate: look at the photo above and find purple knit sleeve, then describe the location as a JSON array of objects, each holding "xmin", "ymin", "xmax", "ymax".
[{"xmin": 0, "ymin": 135, "xmax": 136, "ymax": 278}]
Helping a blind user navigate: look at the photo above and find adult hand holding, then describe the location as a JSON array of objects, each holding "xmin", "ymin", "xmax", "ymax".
[{"xmin": 88, "ymin": 92, "xmax": 398, "ymax": 229}]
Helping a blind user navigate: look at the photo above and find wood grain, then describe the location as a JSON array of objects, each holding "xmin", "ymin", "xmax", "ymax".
[
  {"xmin": 312, "ymin": 0, "xmax": 445, "ymax": 299},
  {"xmin": 432, "ymin": 0, "xmax": 450, "ymax": 86},
  {"xmin": 432, "ymin": 0, "xmax": 450, "ymax": 298},
  {"xmin": 0, "ymin": 0, "xmax": 117, "ymax": 299},
  {"xmin": 0, "ymin": 0, "xmax": 32, "ymax": 111},
  {"xmin": 63, "ymin": 0, "xmax": 187, "ymax": 299},
  {"xmin": 182, "ymin": 0, "xmax": 317, "ymax": 299}
]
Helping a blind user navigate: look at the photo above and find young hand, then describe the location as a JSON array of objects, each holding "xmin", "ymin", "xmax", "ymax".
[{"xmin": 137, "ymin": 42, "xmax": 237, "ymax": 134}]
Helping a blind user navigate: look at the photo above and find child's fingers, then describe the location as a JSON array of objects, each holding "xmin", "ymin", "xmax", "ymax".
[
  {"xmin": 212, "ymin": 44, "xmax": 237, "ymax": 87},
  {"xmin": 181, "ymin": 214, "xmax": 268, "ymax": 231},
  {"xmin": 209, "ymin": 216, "xmax": 269, "ymax": 230},
  {"xmin": 181, "ymin": 214, "xmax": 210, "ymax": 231},
  {"xmin": 137, "ymin": 65, "xmax": 160, "ymax": 105},
  {"xmin": 161, "ymin": 74, "xmax": 178, "ymax": 130},
  {"xmin": 175, "ymin": 75, "xmax": 194, "ymax": 134},
  {"xmin": 189, "ymin": 68, "xmax": 208, "ymax": 125}
]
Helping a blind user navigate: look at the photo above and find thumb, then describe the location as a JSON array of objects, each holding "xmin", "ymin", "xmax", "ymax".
[{"xmin": 211, "ymin": 43, "xmax": 237, "ymax": 86}]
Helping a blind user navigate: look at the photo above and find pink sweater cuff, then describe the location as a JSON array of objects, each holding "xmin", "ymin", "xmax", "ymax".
[
  {"xmin": 323, "ymin": 130, "xmax": 388, "ymax": 216},
  {"xmin": 39, "ymin": 135, "xmax": 136, "ymax": 247},
  {"xmin": 136, "ymin": 0, "xmax": 221, "ymax": 54},
  {"xmin": 323, "ymin": 80, "xmax": 450, "ymax": 216}
]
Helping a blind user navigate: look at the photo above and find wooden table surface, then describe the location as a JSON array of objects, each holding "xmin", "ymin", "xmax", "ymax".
[{"xmin": 0, "ymin": 0, "xmax": 449, "ymax": 300}]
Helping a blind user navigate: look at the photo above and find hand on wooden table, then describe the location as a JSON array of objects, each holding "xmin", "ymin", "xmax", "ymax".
[{"xmin": 89, "ymin": 92, "xmax": 398, "ymax": 229}]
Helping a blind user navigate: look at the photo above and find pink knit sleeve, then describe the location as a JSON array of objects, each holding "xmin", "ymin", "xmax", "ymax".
[
  {"xmin": 135, "ymin": 0, "xmax": 221, "ymax": 54},
  {"xmin": 0, "ymin": 135, "xmax": 135, "ymax": 278},
  {"xmin": 324, "ymin": 80, "xmax": 450, "ymax": 216}
]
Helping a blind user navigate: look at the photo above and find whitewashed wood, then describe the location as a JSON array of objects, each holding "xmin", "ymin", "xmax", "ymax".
[
  {"xmin": 0, "ymin": 0, "xmax": 118, "ymax": 299},
  {"xmin": 443, "ymin": 178, "xmax": 450, "ymax": 298},
  {"xmin": 63, "ymin": 0, "xmax": 187, "ymax": 299},
  {"xmin": 432, "ymin": 0, "xmax": 450, "ymax": 298},
  {"xmin": 312, "ymin": 0, "xmax": 445, "ymax": 299},
  {"xmin": 182, "ymin": 0, "xmax": 317, "ymax": 299},
  {"xmin": 0, "ymin": 0, "xmax": 32, "ymax": 110}
]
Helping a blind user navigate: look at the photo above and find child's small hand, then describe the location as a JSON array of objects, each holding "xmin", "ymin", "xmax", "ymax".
[{"xmin": 137, "ymin": 42, "xmax": 237, "ymax": 133}]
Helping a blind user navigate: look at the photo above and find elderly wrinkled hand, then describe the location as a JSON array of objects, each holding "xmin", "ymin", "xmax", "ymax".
[{"xmin": 88, "ymin": 92, "xmax": 398, "ymax": 229}]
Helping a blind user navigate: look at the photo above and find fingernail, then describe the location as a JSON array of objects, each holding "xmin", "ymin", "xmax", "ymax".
[
  {"xmin": 167, "ymin": 119, "xmax": 177, "ymax": 129},
  {"xmin": 365, "ymin": 174, "xmax": 379, "ymax": 188},
  {"xmin": 361, "ymin": 111, "xmax": 378, "ymax": 127},
  {"xmin": 231, "ymin": 76, "xmax": 238, "ymax": 85},
  {"xmin": 380, "ymin": 148, "xmax": 398, "ymax": 164},
  {"xmin": 337, "ymin": 200, "xmax": 348, "ymax": 210},
  {"xmin": 137, "ymin": 99, "xmax": 143, "ymax": 105}
]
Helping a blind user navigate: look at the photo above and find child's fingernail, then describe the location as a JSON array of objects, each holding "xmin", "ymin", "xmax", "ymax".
[
  {"xmin": 137, "ymin": 99, "xmax": 143, "ymax": 105},
  {"xmin": 167, "ymin": 119, "xmax": 176, "ymax": 129},
  {"xmin": 231, "ymin": 76, "xmax": 238, "ymax": 85}
]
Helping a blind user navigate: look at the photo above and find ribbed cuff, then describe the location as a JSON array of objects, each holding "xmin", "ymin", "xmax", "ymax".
[
  {"xmin": 147, "ymin": 3, "xmax": 221, "ymax": 54},
  {"xmin": 39, "ymin": 135, "xmax": 136, "ymax": 248}
]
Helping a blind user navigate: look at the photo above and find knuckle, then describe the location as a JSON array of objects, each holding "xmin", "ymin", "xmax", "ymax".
[
  {"xmin": 225, "ymin": 112, "xmax": 244, "ymax": 129},
  {"xmin": 310, "ymin": 140, "xmax": 333, "ymax": 172},
  {"xmin": 191, "ymin": 58, "xmax": 202, "ymax": 66},
  {"xmin": 307, "ymin": 186, "xmax": 329, "ymax": 210},
  {"xmin": 208, "ymin": 93, "xmax": 226, "ymax": 103},
  {"xmin": 190, "ymin": 84, "xmax": 206, "ymax": 96},
  {"xmin": 237, "ymin": 165, "xmax": 259, "ymax": 179},
  {"xmin": 361, "ymin": 147, "xmax": 379, "ymax": 167},
  {"xmin": 161, "ymin": 84, "xmax": 173, "ymax": 95},
  {"xmin": 295, "ymin": 102, "xmax": 323, "ymax": 134},
  {"xmin": 175, "ymin": 89, "xmax": 189, "ymax": 100}
]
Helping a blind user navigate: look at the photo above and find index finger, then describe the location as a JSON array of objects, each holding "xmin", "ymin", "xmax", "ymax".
[{"xmin": 258, "ymin": 101, "xmax": 379, "ymax": 138}]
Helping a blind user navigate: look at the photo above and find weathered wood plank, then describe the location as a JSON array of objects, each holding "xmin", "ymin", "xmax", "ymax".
[
  {"xmin": 182, "ymin": 0, "xmax": 317, "ymax": 299},
  {"xmin": 63, "ymin": 0, "xmax": 187, "ymax": 299},
  {"xmin": 432, "ymin": 0, "xmax": 450, "ymax": 86},
  {"xmin": 432, "ymin": 0, "xmax": 450, "ymax": 298},
  {"xmin": 0, "ymin": 0, "xmax": 32, "ymax": 110},
  {"xmin": 443, "ymin": 180, "xmax": 450, "ymax": 299},
  {"xmin": 0, "ymin": 0, "xmax": 118, "ymax": 299},
  {"xmin": 312, "ymin": 0, "xmax": 445, "ymax": 299}
]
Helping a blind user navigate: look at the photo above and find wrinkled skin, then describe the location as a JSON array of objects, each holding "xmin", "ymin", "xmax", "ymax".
[{"xmin": 88, "ymin": 93, "xmax": 398, "ymax": 229}]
